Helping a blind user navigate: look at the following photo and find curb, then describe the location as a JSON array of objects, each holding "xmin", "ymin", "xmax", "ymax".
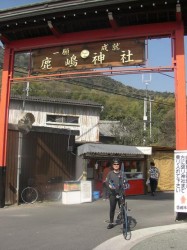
[{"xmin": 93, "ymin": 223, "xmax": 187, "ymax": 250}]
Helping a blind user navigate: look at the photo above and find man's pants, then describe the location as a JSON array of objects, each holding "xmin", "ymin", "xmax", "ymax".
[{"xmin": 109, "ymin": 194, "xmax": 120, "ymax": 223}]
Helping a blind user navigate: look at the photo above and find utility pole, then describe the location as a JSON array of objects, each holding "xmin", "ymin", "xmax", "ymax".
[
  {"xmin": 26, "ymin": 81, "xmax": 30, "ymax": 97},
  {"xmin": 23, "ymin": 81, "xmax": 29, "ymax": 109},
  {"xmin": 142, "ymin": 74, "xmax": 152, "ymax": 145},
  {"xmin": 149, "ymin": 96, "xmax": 152, "ymax": 140}
]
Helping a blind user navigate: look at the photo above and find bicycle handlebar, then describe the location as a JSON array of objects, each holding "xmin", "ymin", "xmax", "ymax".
[{"xmin": 109, "ymin": 180, "xmax": 130, "ymax": 190}]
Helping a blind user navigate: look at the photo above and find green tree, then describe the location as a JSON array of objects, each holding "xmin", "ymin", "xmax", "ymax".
[
  {"xmin": 159, "ymin": 109, "xmax": 175, "ymax": 146},
  {"xmin": 113, "ymin": 116, "xmax": 145, "ymax": 146}
]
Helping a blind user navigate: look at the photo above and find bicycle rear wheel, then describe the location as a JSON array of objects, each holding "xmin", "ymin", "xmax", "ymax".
[{"xmin": 21, "ymin": 187, "xmax": 38, "ymax": 204}]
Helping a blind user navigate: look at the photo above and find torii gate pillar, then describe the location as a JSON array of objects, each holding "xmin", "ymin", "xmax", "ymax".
[
  {"xmin": 0, "ymin": 47, "xmax": 13, "ymax": 207},
  {"xmin": 174, "ymin": 21, "xmax": 187, "ymax": 149},
  {"xmin": 174, "ymin": 17, "xmax": 187, "ymax": 220}
]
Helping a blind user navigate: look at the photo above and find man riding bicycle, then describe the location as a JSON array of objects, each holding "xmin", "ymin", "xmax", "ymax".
[{"xmin": 106, "ymin": 158, "xmax": 128, "ymax": 229}]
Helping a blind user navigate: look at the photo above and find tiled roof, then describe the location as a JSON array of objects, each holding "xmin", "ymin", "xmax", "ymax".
[
  {"xmin": 10, "ymin": 95, "xmax": 102, "ymax": 108},
  {"xmin": 77, "ymin": 143, "xmax": 152, "ymax": 156},
  {"xmin": 99, "ymin": 120, "xmax": 120, "ymax": 137}
]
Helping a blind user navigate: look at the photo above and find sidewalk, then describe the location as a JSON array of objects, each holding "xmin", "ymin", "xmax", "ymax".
[{"xmin": 93, "ymin": 223, "xmax": 187, "ymax": 250}]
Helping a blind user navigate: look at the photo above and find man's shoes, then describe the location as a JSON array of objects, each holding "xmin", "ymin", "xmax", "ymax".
[{"xmin": 107, "ymin": 223, "xmax": 114, "ymax": 229}]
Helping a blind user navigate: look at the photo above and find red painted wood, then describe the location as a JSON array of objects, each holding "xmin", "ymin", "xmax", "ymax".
[
  {"xmin": 10, "ymin": 22, "xmax": 177, "ymax": 51},
  {"xmin": 0, "ymin": 47, "xmax": 14, "ymax": 167},
  {"xmin": 11, "ymin": 66, "xmax": 173, "ymax": 82},
  {"xmin": 174, "ymin": 22, "xmax": 187, "ymax": 150}
]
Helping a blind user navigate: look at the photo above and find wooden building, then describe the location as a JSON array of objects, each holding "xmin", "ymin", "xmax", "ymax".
[
  {"xmin": 9, "ymin": 95, "xmax": 102, "ymax": 143},
  {"xmin": 6, "ymin": 125, "xmax": 79, "ymax": 205},
  {"xmin": 6, "ymin": 95, "xmax": 102, "ymax": 205}
]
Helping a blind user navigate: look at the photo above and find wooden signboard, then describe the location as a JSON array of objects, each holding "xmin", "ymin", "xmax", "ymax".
[{"xmin": 31, "ymin": 39, "xmax": 145, "ymax": 74}]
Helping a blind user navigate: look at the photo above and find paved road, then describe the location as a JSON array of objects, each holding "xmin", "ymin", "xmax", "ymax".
[{"xmin": 0, "ymin": 192, "xmax": 181, "ymax": 250}]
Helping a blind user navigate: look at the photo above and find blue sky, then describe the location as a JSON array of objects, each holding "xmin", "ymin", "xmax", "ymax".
[
  {"xmin": 0, "ymin": 0, "xmax": 46, "ymax": 9},
  {"xmin": 112, "ymin": 37, "xmax": 181, "ymax": 93},
  {"xmin": 0, "ymin": 0, "xmax": 186, "ymax": 93}
]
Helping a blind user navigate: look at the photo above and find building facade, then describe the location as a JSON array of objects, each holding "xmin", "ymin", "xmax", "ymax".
[
  {"xmin": 6, "ymin": 95, "xmax": 102, "ymax": 205},
  {"xmin": 9, "ymin": 95, "xmax": 102, "ymax": 143}
]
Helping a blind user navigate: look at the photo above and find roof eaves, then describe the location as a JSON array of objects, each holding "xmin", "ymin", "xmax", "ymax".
[
  {"xmin": 77, "ymin": 143, "xmax": 152, "ymax": 156},
  {"xmin": 10, "ymin": 95, "xmax": 102, "ymax": 108},
  {"xmin": 0, "ymin": 0, "xmax": 134, "ymax": 22},
  {"xmin": 8, "ymin": 123, "xmax": 80, "ymax": 135}
]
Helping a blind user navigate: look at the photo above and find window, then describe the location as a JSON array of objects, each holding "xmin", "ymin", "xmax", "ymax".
[
  {"xmin": 46, "ymin": 115, "xmax": 79, "ymax": 124},
  {"xmin": 47, "ymin": 115, "xmax": 63, "ymax": 123},
  {"xmin": 63, "ymin": 116, "xmax": 79, "ymax": 124}
]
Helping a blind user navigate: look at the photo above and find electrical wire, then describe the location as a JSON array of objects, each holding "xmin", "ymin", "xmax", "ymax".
[
  {"xmin": 62, "ymin": 78, "xmax": 175, "ymax": 107},
  {"xmin": 9, "ymin": 68, "xmax": 175, "ymax": 107}
]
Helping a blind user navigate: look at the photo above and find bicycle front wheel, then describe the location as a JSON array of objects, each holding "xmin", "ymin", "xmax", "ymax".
[
  {"xmin": 21, "ymin": 187, "xmax": 38, "ymax": 204},
  {"xmin": 122, "ymin": 204, "xmax": 128, "ymax": 239}
]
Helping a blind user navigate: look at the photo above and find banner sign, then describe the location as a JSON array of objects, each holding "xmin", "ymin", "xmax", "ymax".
[
  {"xmin": 80, "ymin": 181, "xmax": 92, "ymax": 203},
  {"xmin": 31, "ymin": 39, "xmax": 145, "ymax": 74},
  {"xmin": 174, "ymin": 150, "xmax": 187, "ymax": 213}
]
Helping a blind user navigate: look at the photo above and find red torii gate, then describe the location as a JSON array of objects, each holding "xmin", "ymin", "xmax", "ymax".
[{"xmin": 0, "ymin": 1, "xmax": 186, "ymax": 208}]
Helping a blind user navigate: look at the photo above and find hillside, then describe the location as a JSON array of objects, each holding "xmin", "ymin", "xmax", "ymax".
[{"xmin": 0, "ymin": 47, "xmax": 175, "ymax": 147}]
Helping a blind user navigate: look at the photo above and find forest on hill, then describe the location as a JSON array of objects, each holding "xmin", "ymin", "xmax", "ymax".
[{"xmin": 0, "ymin": 47, "xmax": 175, "ymax": 147}]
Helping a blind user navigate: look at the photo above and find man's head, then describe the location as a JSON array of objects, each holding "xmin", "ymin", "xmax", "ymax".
[{"xmin": 112, "ymin": 158, "xmax": 120, "ymax": 170}]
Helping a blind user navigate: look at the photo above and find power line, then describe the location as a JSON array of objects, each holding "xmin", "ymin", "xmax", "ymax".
[
  {"xmin": 63, "ymin": 78, "xmax": 175, "ymax": 107},
  {"xmin": 9, "ymin": 70, "xmax": 175, "ymax": 107},
  {"xmin": 158, "ymin": 71, "xmax": 187, "ymax": 84}
]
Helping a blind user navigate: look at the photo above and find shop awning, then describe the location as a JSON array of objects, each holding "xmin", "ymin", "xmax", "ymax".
[{"xmin": 77, "ymin": 143, "xmax": 152, "ymax": 157}]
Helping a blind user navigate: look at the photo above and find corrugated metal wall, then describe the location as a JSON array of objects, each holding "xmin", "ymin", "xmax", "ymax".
[
  {"xmin": 151, "ymin": 151, "xmax": 174, "ymax": 191},
  {"xmin": 6, "ymin": 129, "xmax": 76, "ymax": 205}
]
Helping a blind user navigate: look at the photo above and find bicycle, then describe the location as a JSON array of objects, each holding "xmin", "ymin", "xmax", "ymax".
[
  {"xmin": 116, "ymin": 184, "xmax": 131, "ymax": 240},
  {"xmin": 21, "ymin": 186, "xmax": 38, "ymax": 204},
  {"xmin": 21, "ymin": 177, "xmax": 63, "ymax": 204}
]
